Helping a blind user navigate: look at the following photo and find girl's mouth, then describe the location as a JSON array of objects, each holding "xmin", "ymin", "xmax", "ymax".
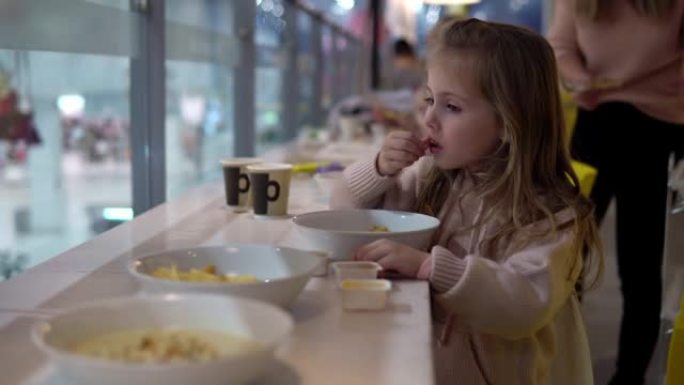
[{"xmin": 424, "ymin": 138, "xmax": 443, "ymax": 155}]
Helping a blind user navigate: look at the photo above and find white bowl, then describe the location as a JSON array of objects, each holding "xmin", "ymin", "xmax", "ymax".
[
  {"xmin": 128, "ymin": 245, "xmax": 323, "ymax": 307},
  {"xmin": 32, "ymin": 294, "xmax": 293, "ymax": 385},
  {"xmin": 292, "ymin": 209, "xmax": 440, "ymax": 260}
]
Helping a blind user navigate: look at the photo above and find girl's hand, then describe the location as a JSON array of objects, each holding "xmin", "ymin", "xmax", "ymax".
[
  {"xmin": 563, "ymin": 78, "xmax": 591, "ymax": 93},
  {"xmin": 570, "ymin": 77, "xmax": 619, "ymax": 110},
  {"xmin": 575, "ymin": 89, "xmax": 601, "ymax": 110},
  {"xmin": 376, "ymin": 131, "xmax": 427, "ymax": 176},
  {"xmin": 354, "ymin": 239, "xmax": 430, "ymax": 278},
  {"xmin": 590, "ymin": 78, "xmax": 621, "ymax": 90}
]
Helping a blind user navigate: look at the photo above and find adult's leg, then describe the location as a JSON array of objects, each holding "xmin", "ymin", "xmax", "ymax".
[
  {"xmin": 609, "ymin": 106, "xmax": 682, "ymax": 385},
  {"xmin": 570, "ymin": 104, "xmax": 617, "ymax": 298},
  {"xmin": 571, "ymin": 105, "xmax": 616, "ymax": 223}
]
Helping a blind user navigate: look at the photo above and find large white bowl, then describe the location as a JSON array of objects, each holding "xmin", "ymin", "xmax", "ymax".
[
  {"xmin": 128, "ymin": 245, "xmax": 323, "ymax": 307},
  {"xmin": 32, "ymin": 294, "xmax": 293, "ymax": 385},
  {"xmin": 292, "ymin": 209, "xmax": 440, "ymax": 260}
]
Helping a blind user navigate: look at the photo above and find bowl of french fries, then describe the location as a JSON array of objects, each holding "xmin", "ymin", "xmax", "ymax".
[{"xmin": 128, "ymin": 245, "xmax": 324, "ymax": 307}]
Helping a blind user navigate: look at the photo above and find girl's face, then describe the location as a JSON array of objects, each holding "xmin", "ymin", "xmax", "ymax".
[{"xmin": 423, "ymin": 58, "xmax": 502, "ymax": 170}]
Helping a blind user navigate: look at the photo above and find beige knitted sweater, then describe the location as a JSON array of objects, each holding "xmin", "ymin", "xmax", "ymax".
[{"xmin": 331, "ymin": 156, "xmax": 593, "ymax": 385}]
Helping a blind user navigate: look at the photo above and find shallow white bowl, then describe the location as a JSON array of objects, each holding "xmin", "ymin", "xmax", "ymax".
[
  {"xmin": 292, "ymin": 209, "xmax": 440, "ymax": 260},
  {"xmin": 128, "ymin": 245, "xmax": 323, "ymax": 307},
  {"xmin": 32, "ymin": 294, "xmax": 293, "ymax": 385}
]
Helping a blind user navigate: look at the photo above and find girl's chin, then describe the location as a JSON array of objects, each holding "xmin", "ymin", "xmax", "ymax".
[
  {"xmin": 430, "ymin": 153, "xmax": 465, "ymax": 170},
  {"xmin": 431, "ymin": 155, "xmax": 454, "ymax": 168}
]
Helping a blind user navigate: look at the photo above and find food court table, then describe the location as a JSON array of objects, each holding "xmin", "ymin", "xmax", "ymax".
[{"xmin": 0, "ymin": 174, "xmax": 435, "ymax": 385}]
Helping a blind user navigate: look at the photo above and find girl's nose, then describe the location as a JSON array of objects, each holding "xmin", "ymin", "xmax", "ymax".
[{"xmin": 424, "ymin": 107, "xmax": 439, "ymax": 135}]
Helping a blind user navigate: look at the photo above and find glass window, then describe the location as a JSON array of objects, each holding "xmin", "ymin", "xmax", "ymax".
[
  {"xmin": 164, "ymin": 0, "xmax": 235, "ymax": 200},
  {"xmin": 300, "ymin": 0, "xmax": 367, "ymax": 25},
  {"xmin": 0, "ymin": 0, "xmax": 137, "ymax": 279},
  {"xmin": 0, "ymin": 0, "xmax": 364, "ymax": 281},
  {"xmin": 255, "ymin": 0, "xmax": 287, "ymax": 155},
  {"xmin": 335, "ymin": 35, "xmax": 358, "ymax": 101},
  {"xmin": 296, "ymin": 10, "xmax": 316, "ymax": 128},
  {"xmin": 321, "ymin": 25, "xmax": 334, "ymax": 117}
]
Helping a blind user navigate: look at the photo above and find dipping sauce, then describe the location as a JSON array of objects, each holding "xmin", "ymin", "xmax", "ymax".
[{"xmin": 340, "ymin": 279, "xmax": 390, "ymax": 290}]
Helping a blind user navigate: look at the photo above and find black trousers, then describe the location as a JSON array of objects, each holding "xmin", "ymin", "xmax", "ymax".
[{"xmin": 572, "ymin": 102, "xmax": 684, "ymax": 384}]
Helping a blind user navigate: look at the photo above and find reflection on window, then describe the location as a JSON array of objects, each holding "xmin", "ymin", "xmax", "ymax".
[
  {"xmin": 255, "ymin": 0, "xmax": 286, "ymax": 154},
  {"xmin": 164, "ymin": 1, "xmax": 235, "ymax": 200},
  {"xmin": 0, "ymin": 50, "xmax": 131, "ymax": 278},
  {"xmin": 256, "ymin": 0, "xmax": 287, "ymax": 46},
  {"xmin": 321, "ymin": 25, "xmax": 334, "ymax": 115},
  {"xmin": 165, "ymin": 62, "xmax": 234, "ymax": 200},
  {"xmin": 300, "ymin": 0, "xmax": 367, "ymax": 23},
  {"xmin": 297, "ymin": 10, "xmax": 316, "ymax": 128}
]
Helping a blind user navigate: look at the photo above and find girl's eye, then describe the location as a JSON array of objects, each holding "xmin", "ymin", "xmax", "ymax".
[
  {"xmin": 446, "ymin": 104, "xmax": 461, "ymax": 112},
  {"xmin": 424, "ymin": 97, "xmax": 434, "ymax": 106}
]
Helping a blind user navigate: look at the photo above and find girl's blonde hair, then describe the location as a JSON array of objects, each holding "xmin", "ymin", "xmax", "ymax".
[
  {"xmin": 418, "ymin": 18, "xmax": 603, "ymax": 286},
  {"xmin": 576, "ymin": 0, "xmax": 674, "ymax": 19}
]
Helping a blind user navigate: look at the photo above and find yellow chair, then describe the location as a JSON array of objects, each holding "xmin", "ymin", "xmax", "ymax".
[
  {"xmin": 571, "ymin": 160, "xmax": 598, "ymax": 198},
  {"xmin": 666, "ymin": 296, "xmax": 684, "ymax": 385},
  {"xmin": 561, "ymin": 89, "xmax": 598, "ymax": 197}
]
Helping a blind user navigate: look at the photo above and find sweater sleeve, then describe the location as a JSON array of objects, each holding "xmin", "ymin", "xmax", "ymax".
[
  {"xmin": 429, "ymin": 228, "xmax": 581, "ymax": 340},
  {"xmin": 547, "ymin": 0, "xmax": 592, "ymax": 88},
  {"xmin": 329, "ymin": 154, "xmax": 428, "ymax": 211}
]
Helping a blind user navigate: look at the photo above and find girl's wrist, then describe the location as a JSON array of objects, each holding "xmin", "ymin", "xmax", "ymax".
[
  {"xmin": 374, "ymin": 152, "xmax": 386, "ymax": 176},
  {"xmin": 416, "ymin": 253, "xmax": 433, "ymax": 280}
]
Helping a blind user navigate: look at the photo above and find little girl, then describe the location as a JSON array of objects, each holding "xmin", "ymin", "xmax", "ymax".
[{"xmin": 331, "ymin": 19, "xmax": 603, "ymax": 385}]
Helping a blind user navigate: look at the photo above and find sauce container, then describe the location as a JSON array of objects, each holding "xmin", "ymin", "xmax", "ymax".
[
  {"xmin": 331, "ymin": 261, "xmax": 382, "ymax": 285},
  {"xmin": 340, "ymin": 279, "xmax": 391, "ymax": 311}
]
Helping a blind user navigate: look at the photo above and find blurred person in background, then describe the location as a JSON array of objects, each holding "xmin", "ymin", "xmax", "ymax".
[
  {"xmin": 371, "ymin": 39, "xmax": 427, "ymax": 137},
  {"xmin": 326, "ymin": 37, "xmax": 426, "ymax": 142},
  {"xmin": 383, "ymin": 38, "xmax": 424, "ymax": 91},
  {"xmin": 548, "ymin": 1, "xmax": 684, "ymax": 384}
]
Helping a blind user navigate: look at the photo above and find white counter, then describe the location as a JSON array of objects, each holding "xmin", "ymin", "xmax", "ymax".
[{"xmin": 0, "ymin": 174, "xmax": 434, "ymax": 385}]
